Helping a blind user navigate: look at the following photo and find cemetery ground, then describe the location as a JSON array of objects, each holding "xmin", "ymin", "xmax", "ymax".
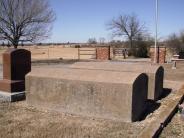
[{"xmin": 0, "ymin": 61, "xmax": 184, "ymax": 138}]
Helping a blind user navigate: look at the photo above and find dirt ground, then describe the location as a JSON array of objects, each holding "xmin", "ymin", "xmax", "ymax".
[
  {"xmin": 0, "ymin": 101, "xmax": 145, "ymax": 138},
  {"xmin": 160, "ymin": 113, "xmax": 184, "ymax": 138},
  {"xmin": 0, "ymin": 61, "xmax": 184, "ymax": 138}
]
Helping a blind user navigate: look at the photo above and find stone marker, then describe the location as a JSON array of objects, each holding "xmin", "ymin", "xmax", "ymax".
[
  {"xmin": 26, "ymin": 68, "xmax": 148, "ymax": 122},
  {"xmin": 0, "ymin": 49, "xmax": 31, "ymax": 102},
  {"xmin": 70, "ymin": 62, "xmax": 164, "ymax": 101}
]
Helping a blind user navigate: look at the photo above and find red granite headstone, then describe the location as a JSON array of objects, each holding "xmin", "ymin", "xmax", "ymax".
[{"xmin": 0, "ymin": 49, "xmax": 31, "ymax": 92}]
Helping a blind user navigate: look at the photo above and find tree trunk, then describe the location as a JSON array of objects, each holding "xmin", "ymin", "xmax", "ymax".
[
  {"xmin": 13, "ymin": 39, "xmax": 19, "ymax": 49},
  {"xmin": 14, "ymin": 45, "xmax": 18, "ymax": 49},
  {"xmin": 130, "ymin": 38, "xmax": 133, "ymax": 48},
  {"xmin": 129, "ymin": 38, "xmax": 135, "ymax": 56}
]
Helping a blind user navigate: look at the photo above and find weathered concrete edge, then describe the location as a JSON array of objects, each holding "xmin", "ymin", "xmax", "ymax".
[
  {"xmin": 153, "ymin": 94, "xmax": 184, "ymax": 138},
  {"xmin": 138, "ymin": 88, "xmax": 184, "ymax": 138},
  {"xmin": 0, "ymin": 91, "xmax": 25, "ymax": 102}
]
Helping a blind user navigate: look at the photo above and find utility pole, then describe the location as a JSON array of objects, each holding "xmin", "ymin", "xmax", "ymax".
[{"xmin": 154, "ymin": 0, "xmax": 158, "ymax": 63}]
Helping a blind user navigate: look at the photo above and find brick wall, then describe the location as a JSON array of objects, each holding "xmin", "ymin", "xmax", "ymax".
[
  {"xmin": 96, "ymin": 47, "xmax": 110, "ymax": 60},
  {"xmin": 150, "ymin": 46, "xmax": 166, "ymax": 63}
]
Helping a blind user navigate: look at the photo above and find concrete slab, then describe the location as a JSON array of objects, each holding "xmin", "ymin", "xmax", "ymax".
[
  {"xmin": 26, "ymin": 68, "xmax": 148, "ymax": 122},
  {"xmin": 164, "ymin": 80, "xmax": 183, "ymax": 91},
  {"xmin": 0, "ymin": 91, "xmax": 25, "ymax": 102},
  {"xmin": 70, "ymin": 62, "xmax": 164, "ymax": 100}
]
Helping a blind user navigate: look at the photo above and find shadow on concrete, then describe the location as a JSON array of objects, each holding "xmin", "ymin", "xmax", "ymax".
[
  {"xmin": 158, "ymin": 88, "xmax": 172, "ymax": 100},
  {"xmin": 139, "ymin": 88, "xmax": 172, "ymax": 121},
  {"xmin": 139, "ymin": 100, "xmax": 161, "ymax": 121}
]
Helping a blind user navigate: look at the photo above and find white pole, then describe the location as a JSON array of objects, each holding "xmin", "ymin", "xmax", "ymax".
[{"xmin": 154, "ymin": 0, "xmax": 158, "ymax": 63}]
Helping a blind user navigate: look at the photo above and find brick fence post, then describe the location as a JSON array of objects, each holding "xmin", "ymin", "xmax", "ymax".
[
  {"xmin": 96, "ymin": 46, "xmax": 111, "ymax": 60},
  {"xmin": 150, "ymin": 46, "xmax": 166, "ymax": 63}
]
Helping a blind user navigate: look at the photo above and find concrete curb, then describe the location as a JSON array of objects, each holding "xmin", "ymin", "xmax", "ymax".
[
  {"xmin": 0, "ymin": 91, "xmax": 25, "ymax": 102},
  {"xmin": 138, "ymin": 89, "xmax": 184, "ymax": 138}
]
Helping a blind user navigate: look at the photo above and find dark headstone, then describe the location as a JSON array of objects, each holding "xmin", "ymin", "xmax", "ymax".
[{"xmin": 0, "ymin": 49, "xmax": 31, "ymax": 92}]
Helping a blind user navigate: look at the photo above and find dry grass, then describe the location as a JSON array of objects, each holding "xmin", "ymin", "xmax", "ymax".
[
  {"xmin": 0, "ymin": 101, "xmax": 143, "ymax": 138},
  {"xmin": 0, "ymin": 46, "xmax": 96, "ymax": 64},
  {"xmin": 160, "ymin": 113, "xmax": 184, "ymax": 138}
]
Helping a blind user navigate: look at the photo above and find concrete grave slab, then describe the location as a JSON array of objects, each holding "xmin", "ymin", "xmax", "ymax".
[
  {"xmin": 70, "ymin": 62, "xmax": 164, "ymax": 100},
  {"xmin": 26, "ymin": 68, "xmax": 148, "ymax": 122}
]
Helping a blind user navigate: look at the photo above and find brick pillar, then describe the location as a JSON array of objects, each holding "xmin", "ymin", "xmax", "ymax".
[
  {"xmin": 96, "ymin": 46, "xmax": 110, "ymax": 60},
  {"xmin": 150, "ymin": 46, "xmax": 166, "ymax": 63}
]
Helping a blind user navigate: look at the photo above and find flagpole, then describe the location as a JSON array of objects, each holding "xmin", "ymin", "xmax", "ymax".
[{"xmin": 154, "ymin": 0, "xmax": 158, "ymax": 63}]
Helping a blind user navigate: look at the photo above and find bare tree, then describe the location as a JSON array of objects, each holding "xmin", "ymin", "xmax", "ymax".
[
  {"xmin": 99, "ymin": 37, "xmax": 105, "ymax": 44},
  {"xmin": 88, "ymin": 38, "xmax": 97, "ymax": 44},
  {"xmin": 0, "ymin": 0, "xmax": 55, "ymax": 48},
  {"xmin": 180, "ymin": 30, "xmax": 184, "ymax": 44},
  {"xmin": 107, "ymin": 14, "xmax": 146, "ymax": 48},
  {"xmin": 166, "ymin": 33, "xmax": 183, "ymax": 54}
]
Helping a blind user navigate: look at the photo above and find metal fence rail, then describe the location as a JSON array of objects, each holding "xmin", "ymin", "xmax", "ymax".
[{"xmin": 78, "ymin": 48, "xmax": 96, "ymax": 60}]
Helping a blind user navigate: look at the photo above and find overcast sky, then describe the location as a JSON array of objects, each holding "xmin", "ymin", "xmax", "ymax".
[{"xmin": 48, "ymin": 0, "xmax": 184, "ymax": 43}]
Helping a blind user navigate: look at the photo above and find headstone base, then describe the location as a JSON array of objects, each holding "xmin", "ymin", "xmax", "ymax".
[
  {"xmin": 0, "ymin": 91, "xmax": 25, "ymax": 102},
  {"xmin": 0, "ymin": 80, "xmax": 25, "ymax": 92}
]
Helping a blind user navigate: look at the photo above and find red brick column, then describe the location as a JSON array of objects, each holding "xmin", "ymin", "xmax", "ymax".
[
  {"xmin": 150, "ymin": 46, "xmax": 166, "ymax": 63},
  {"xmin": 96, "ymin": 47, "xmax": 110, "ymax": 60}
]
